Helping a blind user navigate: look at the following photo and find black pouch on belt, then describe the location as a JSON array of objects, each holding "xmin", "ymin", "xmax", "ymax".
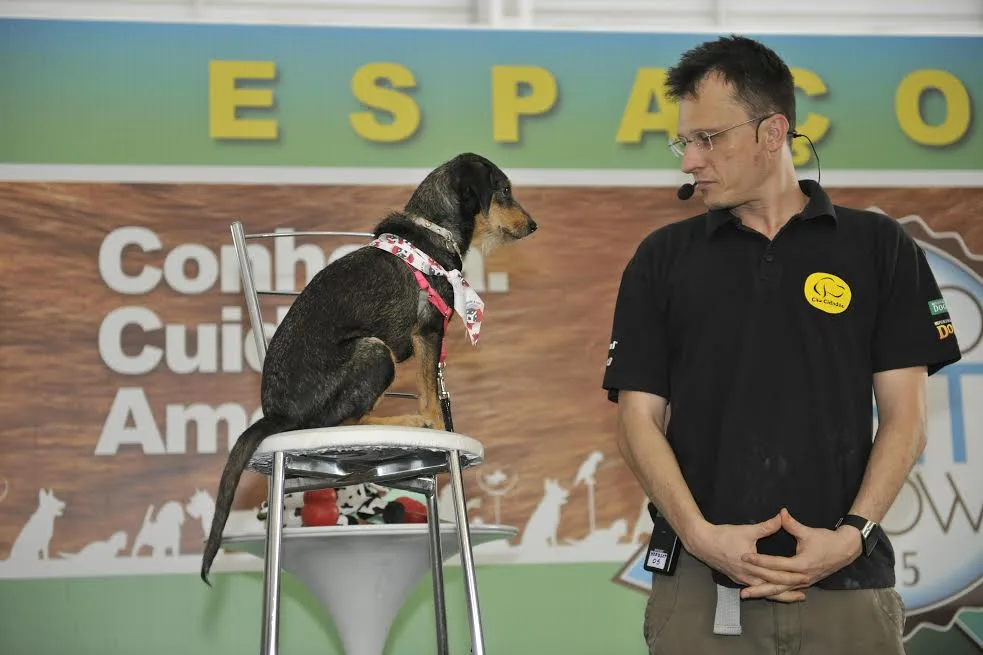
[{"xmin": 643, "ymin": 502, "xmax": 681, "ymax": 576}]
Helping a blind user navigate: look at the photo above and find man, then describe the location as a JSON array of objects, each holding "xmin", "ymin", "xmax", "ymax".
[{"xmin": 602, "ymin": 35, "xmax": 962, "ymax": 654}]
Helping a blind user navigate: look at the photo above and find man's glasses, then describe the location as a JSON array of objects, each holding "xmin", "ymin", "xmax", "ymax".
[{"xmin": 668, "ymin": 114, "xmax": 773, "ymax": 158}]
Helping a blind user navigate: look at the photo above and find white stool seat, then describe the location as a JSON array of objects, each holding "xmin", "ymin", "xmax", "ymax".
[{"xmin": 247, "ymin": 424, "xmax": 484, "ymax": 477}]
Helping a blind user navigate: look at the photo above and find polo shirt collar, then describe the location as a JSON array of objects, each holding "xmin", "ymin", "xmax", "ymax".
[{"xmin": 706, "ymin": 179, "xmax": 837, "ymax": 236}]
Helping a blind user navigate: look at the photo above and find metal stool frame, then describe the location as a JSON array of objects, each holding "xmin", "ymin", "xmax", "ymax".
[{"xmin": 229, "ymin": 221, "xmax": 486, "ymax": 655}]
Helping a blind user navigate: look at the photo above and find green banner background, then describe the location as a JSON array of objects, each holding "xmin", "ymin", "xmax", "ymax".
[{"xmin": 1, "ymin": 19, "xmax": 981, "ymax": 171}]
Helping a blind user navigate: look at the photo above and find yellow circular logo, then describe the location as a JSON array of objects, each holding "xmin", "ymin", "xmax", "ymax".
[{"xmin": 804, "ymin": 272, "xmax": 852, "ymax": 314}]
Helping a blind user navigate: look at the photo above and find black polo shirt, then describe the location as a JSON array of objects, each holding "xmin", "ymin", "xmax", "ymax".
[{"xmin": 602, "ymin": 180, "xmax": 962, "ymax": 590}]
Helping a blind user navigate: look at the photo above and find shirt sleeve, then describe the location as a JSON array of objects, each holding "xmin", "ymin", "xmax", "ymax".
[
  {"xmin": 871, "ymin": 221, "xmax": 962, "ymax": 376},
  {"xmin": 602, "ymin": 240, "xmax": 671, "ymax": 403}
]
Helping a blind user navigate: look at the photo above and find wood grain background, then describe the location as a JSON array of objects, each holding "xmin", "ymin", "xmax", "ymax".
[{"xmin": 1, "ymin": 181, "xmax": 981, "ymax": 560}]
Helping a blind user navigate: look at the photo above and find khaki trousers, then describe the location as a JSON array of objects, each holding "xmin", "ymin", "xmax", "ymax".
[{"xmin": 644, "ymin": 550, "xmax": 906, "ymax": 655}]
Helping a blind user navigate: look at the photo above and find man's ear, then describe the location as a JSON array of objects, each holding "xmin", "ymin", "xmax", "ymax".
[{"xmin": 767, "ymin": 114, "xmax": 791, "ymax": 150}]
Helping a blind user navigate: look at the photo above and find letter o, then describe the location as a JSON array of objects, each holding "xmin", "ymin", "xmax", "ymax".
[
  {"xmin": 895, "ymin": 69, "xmax": 971, "ymax": 147},
  {"xmin": 163, "ymin": 244, "xmax": 219, "ymax": 294},
  {"xmin": 882, "ymin": 477, "xmax": 923, "ymax": 537}
]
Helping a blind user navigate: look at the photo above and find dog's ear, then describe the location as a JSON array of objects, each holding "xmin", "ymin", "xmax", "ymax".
[{"xmin": 455, "ymin": 160, "xmax": 491, "ymax": 219}]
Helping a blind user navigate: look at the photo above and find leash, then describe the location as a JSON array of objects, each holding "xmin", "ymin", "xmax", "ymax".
[{"xmin": 438, "ymin": 362, "xmax": 453, "ymax": 432}]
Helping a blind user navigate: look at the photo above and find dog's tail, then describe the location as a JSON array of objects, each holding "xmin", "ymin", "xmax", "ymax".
[{"xmin": 200, "ymin": 414, "xmax": 291, "ymax": 586}]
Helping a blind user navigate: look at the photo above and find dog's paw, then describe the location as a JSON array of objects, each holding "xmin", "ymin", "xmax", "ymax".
[
  {"xmin": 422, "ymin": 417, "xmax": 445, "ymax": 431},
  {"xmin": 401, "ymin": 414, "xmax": 436, "ymax": 429}
]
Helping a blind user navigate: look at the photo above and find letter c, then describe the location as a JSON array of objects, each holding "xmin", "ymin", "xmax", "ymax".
[{"xmin": 98, "ymin": 227, "xmax": 163, "ymax": 294}]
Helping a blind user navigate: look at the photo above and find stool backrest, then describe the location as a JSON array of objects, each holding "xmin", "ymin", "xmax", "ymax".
[{"xmin": 229, "ymin": 220, "xmax": 374, "ymax": 369}]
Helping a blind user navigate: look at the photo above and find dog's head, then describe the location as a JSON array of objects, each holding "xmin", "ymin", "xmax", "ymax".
[{"xmin": 406, "ymin": 152, "xmax": 537, "ymax": 256}]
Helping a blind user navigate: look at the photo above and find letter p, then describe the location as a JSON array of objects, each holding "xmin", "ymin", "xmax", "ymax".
[{"xmin": 492, "ymin": 65, "xmax": 557, "ymax": 143}]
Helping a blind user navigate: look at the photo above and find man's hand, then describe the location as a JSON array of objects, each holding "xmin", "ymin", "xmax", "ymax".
[
  {"xmin": 687, "ymin": 513, "xmax": 785, "ymax": 588},
  {"xmin": 738, "ymin": 508, "xmax": 862, "ymax": 600}
]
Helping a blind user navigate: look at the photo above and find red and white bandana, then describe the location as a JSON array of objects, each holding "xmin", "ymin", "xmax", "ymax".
[{"xmin": 370, "ymin": 233, "xmax": 484, "ymax": 345}]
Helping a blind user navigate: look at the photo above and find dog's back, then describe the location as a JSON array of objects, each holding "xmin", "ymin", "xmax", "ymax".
[{"xmin": 260, "ymin": 242, "xmax": 445, "ymax": 424}]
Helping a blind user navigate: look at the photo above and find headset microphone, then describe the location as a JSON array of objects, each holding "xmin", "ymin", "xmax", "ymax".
[
  {"xmin": 677, "ymin": 182, "xmax": 696, "ymax": 201},
  {"xmin": 675, "ymin": 130, "xmax": 821, "ymax": 202},
  {"xmin": 790, "ymin": 130, "xmax": 822, "ymax": 185}
]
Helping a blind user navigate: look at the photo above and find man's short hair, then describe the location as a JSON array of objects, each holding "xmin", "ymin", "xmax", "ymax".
[{"xmin": 666, "ymin": 35, "xmax": 797, "ymax": 131}]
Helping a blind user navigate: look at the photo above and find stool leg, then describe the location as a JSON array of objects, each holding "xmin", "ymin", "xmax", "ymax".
[
  {"xmin": 425, "ymin": 476, "xmax": 450, "ymax": 655},
  {"xmin": 448, "ymin": 450, "xmax": 485, "ymax": 655},
  {"xmin": 261, "ymin": 451, "xmax": 287, "ymax": 655}
]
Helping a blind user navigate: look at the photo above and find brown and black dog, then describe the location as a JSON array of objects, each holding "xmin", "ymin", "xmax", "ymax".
[{"xmin": 200, "ymin": 152, "xmax": 537, "ymax": 584}]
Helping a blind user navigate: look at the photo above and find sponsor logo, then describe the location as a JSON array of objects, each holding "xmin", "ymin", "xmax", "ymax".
[
  {"xmin": 930, "ymin": 298, "xmax": 949, "ymax": 316},
  {"xmin": 804, "ymin": 272, "xmax": 852, "ymax": 314},
  {"xmin": 936, "ymin": 318, "xmax": 956, "ymax": 340},
  {"xmin": 607, "ymin": 340, "xmax": 617, "ymax": 367}
]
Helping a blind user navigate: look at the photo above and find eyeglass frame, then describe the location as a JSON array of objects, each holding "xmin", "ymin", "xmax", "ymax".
[{"xmin": 668, "ymin": 113, "xmax": 777, "ymax": 158}]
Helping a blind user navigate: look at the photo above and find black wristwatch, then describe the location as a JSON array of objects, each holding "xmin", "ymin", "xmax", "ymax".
[{"xmin": 836, "ymin": 514, "xmax": 880, "ymax": 557}]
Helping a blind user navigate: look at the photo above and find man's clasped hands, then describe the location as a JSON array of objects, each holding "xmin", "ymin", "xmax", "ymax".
[{"xmin": 686, "ymin": 507, "xmax": 864, "ymax": 603}]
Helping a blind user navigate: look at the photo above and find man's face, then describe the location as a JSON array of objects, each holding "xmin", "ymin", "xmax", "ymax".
[{"xmin": 675, "ymin": 74, "xmax": 771, "ymax": 210}]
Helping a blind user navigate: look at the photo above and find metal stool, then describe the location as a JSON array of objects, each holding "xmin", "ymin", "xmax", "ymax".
[{"xmin": 228, "ymin": 221, "xmax": 488, "ymax": 655}]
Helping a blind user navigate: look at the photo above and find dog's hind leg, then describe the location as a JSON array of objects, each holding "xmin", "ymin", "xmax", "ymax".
[
  {"xmin": 321, "ymin": 337, "xmax": 433, "ymax": 429},
  {"xmin": 357, "ymin": 329, "xmax": 444, "ymax": 430}
]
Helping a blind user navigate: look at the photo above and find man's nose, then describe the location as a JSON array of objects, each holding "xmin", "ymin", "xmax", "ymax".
[{"xmin": 680, "ymin": 144, "xmax": 705, "ymax": 175}]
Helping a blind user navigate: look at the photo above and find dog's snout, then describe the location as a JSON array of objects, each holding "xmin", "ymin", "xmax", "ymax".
[{"xmin": 527, "ymin": 218, "xmax": 538, "ymax": 233}]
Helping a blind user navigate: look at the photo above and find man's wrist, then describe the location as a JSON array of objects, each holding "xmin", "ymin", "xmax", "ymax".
[
  {"xmin": 835, "ymin": 523, "xmax": 864, "ymax": 561},
  {"xmin": 679, "ymin": 515, "xmax": 711, "ymax": 554},
  {"xmin": 836, "ymin": 513, "xmax": 881, "ymax": 558}
]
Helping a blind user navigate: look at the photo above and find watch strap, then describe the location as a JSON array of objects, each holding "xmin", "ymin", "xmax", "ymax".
[{"xmin": 835, "ymin": 514, "xmax": 879, "ymax": 557}]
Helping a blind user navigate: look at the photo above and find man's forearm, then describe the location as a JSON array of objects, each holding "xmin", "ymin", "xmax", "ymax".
[
  {"xmin": 848, "ymin": 418, "xmax": 926, "ymax": 524},
  {"xmin": 616, "ymin": 406, "xmax": 708, "ymax": 549}
]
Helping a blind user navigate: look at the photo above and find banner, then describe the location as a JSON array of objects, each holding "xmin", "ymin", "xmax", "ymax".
[
  {"xmin": 0, "ymin": 18, "xmax": 982, "ymax": 180},
  {"xmin": 1, "ymin": 16, "xmax": 982, "ymax": 655},
  {"xmin": 0, "ymin": 179, "xmax": 981, "ymax": 652}
]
